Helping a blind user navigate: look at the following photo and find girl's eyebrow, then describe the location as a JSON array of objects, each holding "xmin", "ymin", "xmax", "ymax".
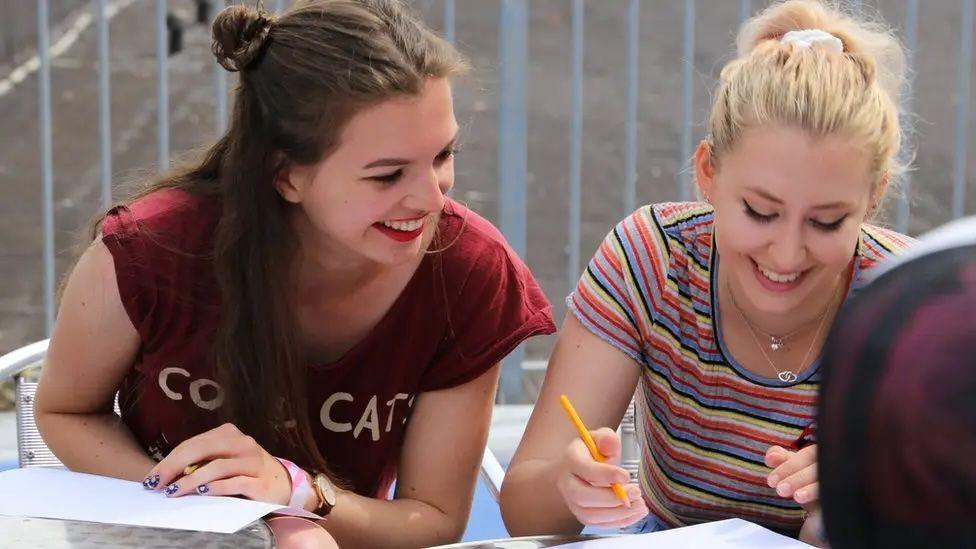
[
  {"xmin": 361, "ymin": 132, "xmax": 459, "ymax": 170},
  {"xmin": 744, "ymin": 187, "xmax": 853, "ymax": 210}
]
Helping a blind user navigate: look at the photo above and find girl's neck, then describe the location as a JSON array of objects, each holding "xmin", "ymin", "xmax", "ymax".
[
  {"xmin": 289, "ymin": 211, "xmax": 386, "ymax": 302},
  {"xmin": 719, "ymin": 262, "xmax": 851, "ymax": 339}
]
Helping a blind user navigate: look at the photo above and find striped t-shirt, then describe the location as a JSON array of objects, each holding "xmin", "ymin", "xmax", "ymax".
[{"xmin": 567, "ymin": 202, "xmax": 913, "ymax": 535}]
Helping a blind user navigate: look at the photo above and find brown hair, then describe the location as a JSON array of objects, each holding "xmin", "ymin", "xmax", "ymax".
[
  {"xmin": 709, "ymin": 0, "xmax": 908, "ymax": 200},
  {"xmin": 94, "ymin": 0, "xmax": 467, "ymax": 476}
]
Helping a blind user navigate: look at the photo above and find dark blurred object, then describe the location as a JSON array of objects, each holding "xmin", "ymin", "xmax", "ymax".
[
  {"xmin": 819, "ymin": 228, "xmax": 976, "ymax": 549},
  {"xmin": 196, "ymin": 0, "xmax": 212, "ymax": 25},
  {"xmin": 167, "ymin": 13, "xmax": 184, "ymax": 56}
]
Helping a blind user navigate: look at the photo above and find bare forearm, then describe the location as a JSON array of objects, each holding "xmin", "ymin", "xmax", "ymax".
[
  {"xmin": 35, "ymin": 411, "xmax": 155, "ymax": 481},
  {"xmin": 320, "ymin": 490, "xmax": 464, "ymax": 549},
  {"xmin": 500, "ymin": 459, "xmax": 583, "ymax": 536}
]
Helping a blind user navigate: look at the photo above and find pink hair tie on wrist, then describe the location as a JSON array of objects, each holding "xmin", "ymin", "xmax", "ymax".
[{"xmin": 275, "ymin": 456, "xmax": 313, "ymax": 509}]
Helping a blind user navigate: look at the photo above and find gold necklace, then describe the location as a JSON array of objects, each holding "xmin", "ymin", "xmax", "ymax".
[{"xmin": 728, "ymin": 283, "xmax": 840, "ymax": 383}]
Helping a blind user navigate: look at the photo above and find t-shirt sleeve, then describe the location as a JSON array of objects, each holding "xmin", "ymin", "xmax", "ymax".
[
  {"xmin": 98, "ymin": 191, "xmax": 208, "ymax": 348},
  {"xmin": 567, "ymin": 211, "xmax": 659, "ymax": 366},
  {"xmin": 419, "ymin": 242, "xmax": 556, "ymax": 392},
  {"xmin": 100, "ymin": 204, "xmax": 161, "ymax": 344}
]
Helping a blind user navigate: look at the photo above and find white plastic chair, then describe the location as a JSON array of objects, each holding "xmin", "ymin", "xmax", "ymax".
[
  {"xmin": 620, "ymin": 397, "xmax": 640, "ymax": 483},
  {"xmin": 0, "ymin": 339, "xmax": 61, "ymax": 469},
  {"xmin": 479, "ymin": 447, "xmax": 506, "ymax": 501}
]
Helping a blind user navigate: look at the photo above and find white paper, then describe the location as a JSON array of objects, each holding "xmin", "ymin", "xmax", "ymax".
[
  {"xmin": 552, "ymin": 519, "xmax": 811, "ymax": 548},
  {"xmin": 0, "ymin": 467, "xmax": 320, "ymax": 534}
]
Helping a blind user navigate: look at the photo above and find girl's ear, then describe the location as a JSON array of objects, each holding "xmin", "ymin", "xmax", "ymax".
[
  {"xmin": 868, "ymin": 171, "xmax": 889, "ymax": 216},
  {"xmin": 694, "ymin": 139, "xmax": 717, "ymax": 202},
  {"xmin": 274, "ymin": 161, "xmax": 307, "ymax": 204}
]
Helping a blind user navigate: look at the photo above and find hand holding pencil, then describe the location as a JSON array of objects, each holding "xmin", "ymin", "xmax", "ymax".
[{"xmin": 555, "ymin": 394, "xmax": 649, "ymax": 529}]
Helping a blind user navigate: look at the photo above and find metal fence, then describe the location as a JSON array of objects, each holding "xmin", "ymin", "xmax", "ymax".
[{"xmin": 15, "ymin": 0, "xmax": 976, "ymax": 403}]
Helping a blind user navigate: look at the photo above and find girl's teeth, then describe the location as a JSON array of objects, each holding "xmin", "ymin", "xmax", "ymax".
[
  {"xmin": 759, "ymin": 266, "xmax": 800, "ymax": 283},
  {"xmin": 382, "ymin": 218, "xmax": 423, "ymax": 232}
]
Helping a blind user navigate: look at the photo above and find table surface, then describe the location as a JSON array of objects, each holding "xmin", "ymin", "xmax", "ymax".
[
  {"xmin": 428, "ymin": 534, "xmax": 610, "ymax": 549},
  {"xmin": 0, "ymin": 515, "xmax": 274, "ymax": 548}
]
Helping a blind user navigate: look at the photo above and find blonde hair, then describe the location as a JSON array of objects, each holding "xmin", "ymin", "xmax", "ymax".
[{"xmin": 709, "ymin": 0, "xmax": 908, "ymax": 197}]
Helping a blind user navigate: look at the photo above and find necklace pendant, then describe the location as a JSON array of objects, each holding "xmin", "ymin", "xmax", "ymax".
[
  {"xmin": 770, "ymin": 337, "xmax": 784, "ymax": 352},
  {"xmin": 777, "ymin": 371, "xmax": 798, "ymax": 383}
]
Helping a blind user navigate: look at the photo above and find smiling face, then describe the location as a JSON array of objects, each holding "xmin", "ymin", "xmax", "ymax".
[
  {"xmin": 277, "ymin": 77, "xmax": 459, "ymax": 268},
  {"xmin": 696, "ymin": 124, "xmax": 881, "ymax": 318}
]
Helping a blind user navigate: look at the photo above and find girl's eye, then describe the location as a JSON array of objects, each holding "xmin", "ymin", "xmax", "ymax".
[
  {"xmin": 811, "ymin": 216, "xmax": 847, "ymax": 232},
  {"xmin": 369, "ymin": 170, "xmax": 403, "ymax": 184},
  {"xmin": 743, "ymin": 200, "xmax": 777, "ymax": 223},
  {"xmin": 436, "ymin": 148, "xmax": 458, "ymax": 163}
]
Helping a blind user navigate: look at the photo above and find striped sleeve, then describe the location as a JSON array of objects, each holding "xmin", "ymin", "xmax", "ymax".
[{"xmin": 567, "ymin": 208, "xmax": 667, "ymax": 366}]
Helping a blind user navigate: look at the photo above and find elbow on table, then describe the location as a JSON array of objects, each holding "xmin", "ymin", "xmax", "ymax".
[
  {"xmin": 32, "ymin": 405, "xmax": 56, "ymax": 440},
  {"xmin": 499, "ymin": 475, "xmax": 565, "ymax": 538}
]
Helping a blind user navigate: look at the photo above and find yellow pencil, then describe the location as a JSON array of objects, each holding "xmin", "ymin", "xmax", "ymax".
[{"xmin": 558, "ymin": 394, "xmax": 631, "ymax": 506}]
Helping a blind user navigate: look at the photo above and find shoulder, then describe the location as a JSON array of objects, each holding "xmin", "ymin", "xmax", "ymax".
[
  {"xmin": 432, "ymin": 199, "xmax": 552, "ymax": 318},
  {"xmin": 860, "ymin": 223, "xmax": 915, "ymax": 258},
  {"xmin": 602, "ymin": 201, "xmax": 714, "ymax": 271},
  {"xmin": 650, "ymin": 201, "xmax": 714, "ymax": 259},
  {"xmin": 853, "ymin": 224, "xmax": 916, "ymax": 288},
  {"xmin": 436, "ymin": 199, "xmax": 532, "ymax": 282},
  {"xmin": 861, "ymin": 216, "xmax": 976, "ymax": 283},
  {"xmin": 651, "ymin": 201, "xmax": 715, "ymax": 233},
  {"xmin": 857, "ymin": 223, "xmax": 916, "ymax": 269},
  {"xmin": 414, "ymin": 201, "xmax": 554, "ymax": 392},
  {"xmin": 95, "ymin": 189, "xmax": 220, "ymax": 336},
  {"xmin": 101, "ymin": 188, "xmax": 218, "ymax": 252}
]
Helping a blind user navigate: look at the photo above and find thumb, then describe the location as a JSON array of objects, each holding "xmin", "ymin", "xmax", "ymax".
[{"xmin": 592, "ymin": 428, "xmax": 621, "ymax": 461}]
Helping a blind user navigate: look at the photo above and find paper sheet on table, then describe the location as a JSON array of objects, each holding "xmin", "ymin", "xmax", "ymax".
[
  {"xmin": 0, "ymin": 467, "xmax": 320, "ymax": 533},
  {"xmin": 551, "ymin": 519, "xmax": 811, "ymax": 548}
]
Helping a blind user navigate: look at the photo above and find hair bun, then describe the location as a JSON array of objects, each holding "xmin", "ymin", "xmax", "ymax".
[
  {"xmin": 736, "ymin": 0, "xmax": 905, "ymax": 104},
  {"xmin": 211, "ymin": 5, "xmax": 275, "ymax": 72}
]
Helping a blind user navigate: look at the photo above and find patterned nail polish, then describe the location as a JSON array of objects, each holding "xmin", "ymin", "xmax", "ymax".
[
  {"xmin": 143, "ymin": 474, "xmax": 160, "ymax": 489},
  {"xmin": 196, "ymin": 485, "xmax": 209, "ymax": 495},
  {"xmin": 164, "ymin": 483, "xmax": 179, "ymax": 496}
]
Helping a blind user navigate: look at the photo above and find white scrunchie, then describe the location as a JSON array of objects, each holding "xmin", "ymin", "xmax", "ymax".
[{"xmin": 781, "ymin": 29, "xmax": 844, "ymax": 52}]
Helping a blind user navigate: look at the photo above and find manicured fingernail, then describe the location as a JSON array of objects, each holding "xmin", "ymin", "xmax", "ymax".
[
  {"xmin": 143, "ymin": 474, "xmax": 160, "ymax": 489},
  {"xmin": 767, "ymin": 474, "xmax": 779, "ymax": 487},
  {"xmin": 795, "ymin": 488, "xmax": 808, "ymax": 502},
  {"xmin": 165, "ymin": 483, "xmax": 179, "ymax": 496},
  {"xmin": 776, "ymin": 482, "xmax": 791, "ymax": 497},
  {"xmin": 196, "ymin": 485, "xmax": 209, "ymax": 495}
]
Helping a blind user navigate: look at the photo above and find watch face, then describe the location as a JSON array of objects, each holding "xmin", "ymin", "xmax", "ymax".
[{"xmin": 317, "ymin": 475, "xmax": 337, "ymax": 506}]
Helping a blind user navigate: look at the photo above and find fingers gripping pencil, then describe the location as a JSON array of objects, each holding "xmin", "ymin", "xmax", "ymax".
[{"xmin": 559, "ymin": 394, "xmax": 630, "ymax": 505}]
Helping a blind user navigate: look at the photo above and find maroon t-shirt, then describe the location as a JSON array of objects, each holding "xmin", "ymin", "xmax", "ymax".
[{"xmin": 101, "ymin": 189, "xmax": 555, "ymax": 498}]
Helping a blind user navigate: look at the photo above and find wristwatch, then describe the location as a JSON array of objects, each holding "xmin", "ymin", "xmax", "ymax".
[{"xmin": 311, "ymin": 473, "xmax": 337, "ymax": 516}]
